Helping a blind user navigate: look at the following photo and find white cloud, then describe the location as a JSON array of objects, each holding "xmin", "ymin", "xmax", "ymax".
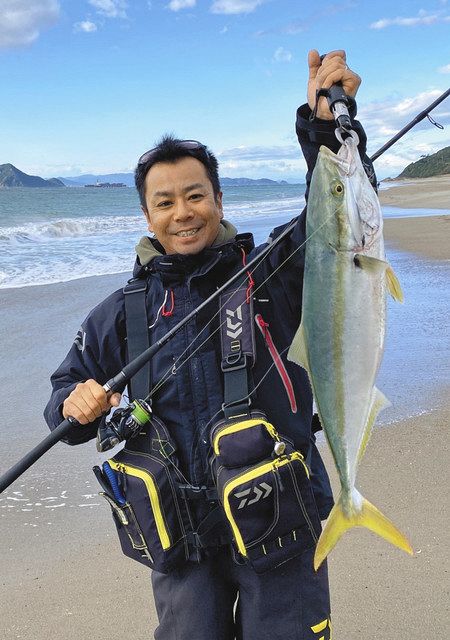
[
  {"xmin": 370, "ymin": 10, "xmax": 450, "ymax": 29},
  {"xmin": 273, "ymin": 47, "xmax": 292, "ymax": 63},
  {"xmin": 73, "ymin": 20, "xmax": 98, "ymax": 33},
  {"xmin": 356, "ymin": 90, "xmax": 450, "ymax": 177},
  {"xmin": 220, "ymin": 25, "xmax": 229, "ymax": 34},
  {"xmin": 167, "ymin": 0, "xmax": 196, "ymax": 10},
  {"xmin": 88, "ymin": 0, "xmax": 128, "ymax": 19},
  {"xmin": 438, "ymin": 63, "xmax": 450, "ymax": 73},
  {"xmin": 210, "ymin": 0, "xmax": 265, "ymax": 15},
  {"xmin": 0, "ymin": 0, "xmax": 60, "ymax": 48}
]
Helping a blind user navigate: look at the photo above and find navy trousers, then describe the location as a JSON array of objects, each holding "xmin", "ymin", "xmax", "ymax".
[{"xmin": 151, "ymin": 546, "xmax": 331, "ymax": 640}]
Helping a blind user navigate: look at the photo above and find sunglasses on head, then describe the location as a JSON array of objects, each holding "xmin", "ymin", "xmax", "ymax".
[{"xmin": 137, "ymin": 140, "xmax": 208, "ymax": 165}]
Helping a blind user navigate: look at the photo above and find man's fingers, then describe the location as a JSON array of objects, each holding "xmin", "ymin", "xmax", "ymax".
[
  {"xmin": 62, "ymin": 379, "xmax": 112, "ymax": 423},
  {"xmin": 63, "ymin": 399, "xmax": 95, "ymax": 424},
  {"xmin": 109, "ymin": 393, "xmax": 122, "ymax": 408},
  {"xmin": 307, "ymin": 49, "xmax": 321, "ymax": 80},
  {"xmin": 321, "ymin": 49, "xmax": 346, "ymax": 63}
]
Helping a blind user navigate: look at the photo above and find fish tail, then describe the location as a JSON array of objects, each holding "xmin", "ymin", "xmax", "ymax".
[{"xmin": 314, "ymin": 489, "xmax": 413, "ymax": 571}]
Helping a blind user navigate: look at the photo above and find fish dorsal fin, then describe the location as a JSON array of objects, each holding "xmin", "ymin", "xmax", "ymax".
[
  {"xmin": 357, "ymin": 387, "xmax": 391, "ymax": 463},
  {"xmin": 287, "ymin": 323, "xmax": 309, "ymax": 371},
  {"xmin": 354, "ymin": 254, "xmax": 388, "ymax": 273},
  {"xmin": 354, "ymin": 255, "xmax": 404, "ymax": 302},
  {"xmin": 386, "ymin": 265, "xmax": 404, "ymax": 303}
]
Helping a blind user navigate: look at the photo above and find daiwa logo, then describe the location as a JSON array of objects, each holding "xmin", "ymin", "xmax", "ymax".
[
  {"xmin": 226, "ymin": 306, "xmax": 243, "ymax": 339},
  {"xmin": 234, "ymin": 482, "xmax": 272, "ymax": 509}
]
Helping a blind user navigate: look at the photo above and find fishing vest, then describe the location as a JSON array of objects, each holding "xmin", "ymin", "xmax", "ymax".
[{"xmin": 92, "ymin": 275, "xmax": 322, "ymax": 574}]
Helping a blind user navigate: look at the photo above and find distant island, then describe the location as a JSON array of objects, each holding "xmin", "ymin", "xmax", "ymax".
[
  {"xmin": 1, "ymin": 164, "xmax": 296, "ymax": 189},
  {"xmin": 395, "ymin": 146, "xmax": 450, "ymax": 179},
  {"xmin": 59, "ymin": 173, "xmax": 292, "ymax": 187},
  {"xmin": 0, "ymin": 164, "xmax": 64, "ymax": 188},
  {"xmin": 85, "ymin": 182, "xmax": 127, "ymax": 188}
]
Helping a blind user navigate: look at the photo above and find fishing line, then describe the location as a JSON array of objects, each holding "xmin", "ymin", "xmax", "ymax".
[
  {"xmin": 147, "ymin": 206, "xmax": 338, "ymax": 401},
  {"xmin": 146, "ymin": 221, "xmax": 296, "ymax": 399}
]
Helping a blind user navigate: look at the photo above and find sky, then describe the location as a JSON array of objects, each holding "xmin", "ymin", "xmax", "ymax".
[{"xmin": 1, "ymin": 0, "xmax": 449, "ymax": 181}]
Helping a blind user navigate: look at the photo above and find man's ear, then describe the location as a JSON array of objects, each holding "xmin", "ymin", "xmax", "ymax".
[
  {"xmin": 141, "ymin": 205, "xmax": 153, "ymax": 232},
  {"xmin": 217, "ymin": 191, "xmax": 224, "ymax": 219}
]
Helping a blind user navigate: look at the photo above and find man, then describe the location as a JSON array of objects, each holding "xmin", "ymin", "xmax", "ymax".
[{"xmin": 45, "ymin": 50, "xmax": 370, "ymax": 639}]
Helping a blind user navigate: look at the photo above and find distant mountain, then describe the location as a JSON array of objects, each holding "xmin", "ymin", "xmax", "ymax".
[
  {"xmin": 397, "ymin": 146, "xmax": 450, "ymax": 179},
  {"xmin": 0, "ymin": 164, "xmax": 65, "ymax": 188},
  {"xmin": 59, "ymin": 172, "xmax": 292, "ymax": 187},
  {"xmin": 60, "ymin": 173, "xmax": 135, "ymax": 187}
]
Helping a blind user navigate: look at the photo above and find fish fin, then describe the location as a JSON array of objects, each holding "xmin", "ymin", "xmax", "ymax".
[
  {"xmin": 314, "ymin": 489, "xmax": 413, "ymax": 571},
  {"xmin": 287, "ymin": 323, "xmax": 309, "ymax": 371},
  {"xmin": 357, "ymin": 388, "xmax": 391, "ymax": 463},
  {"xmin": 354, "ymin": 254, "xmax": 388, "ymax": 273},
  {"xmin": 386, "ymin": 265, "xmax": 404, "ymax": 303}
]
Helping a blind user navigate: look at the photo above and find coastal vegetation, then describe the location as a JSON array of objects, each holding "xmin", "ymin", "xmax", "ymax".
[{"xmin": 397, "ymin": 146, "xmax": 450, "ymax": 179}]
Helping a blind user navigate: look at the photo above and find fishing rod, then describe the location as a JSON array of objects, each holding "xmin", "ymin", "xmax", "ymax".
[
  {"xmin": 0, "ymin": 221, "xmax": 296, "ymax": 494},
  {"xmin": 1, "ymin": 84, "xmax": 449, "ymax": 494},
  {"xmin": 370, "ymin": 87, "xmax": 450, "ymax": 162}
]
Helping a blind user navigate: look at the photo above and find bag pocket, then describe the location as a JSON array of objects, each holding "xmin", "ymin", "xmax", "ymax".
[
  {"xmin": 213, "ymin": 415, "xmax": 321, "ymax": 573},
  {"xmin": 212, "ymin": 413, "xmax": 282, "ymax": 468},
  {"xmin": 95, "ymin": 447, "xmax": 189, "ymax": 573}
]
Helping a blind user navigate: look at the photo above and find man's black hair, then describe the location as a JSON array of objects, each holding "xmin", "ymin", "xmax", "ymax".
[{"xmin": 135, "ymin": 135, "xmax": 221, "ymax": 209}]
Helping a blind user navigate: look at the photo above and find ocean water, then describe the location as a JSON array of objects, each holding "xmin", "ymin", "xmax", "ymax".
[{"xmin": 0, "ymin": 185, "xmax": 306, "ymax": 289}]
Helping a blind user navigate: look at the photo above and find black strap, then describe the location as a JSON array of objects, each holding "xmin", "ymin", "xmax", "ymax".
[
  {"xmin": 220, "ymin": 285, "xmax": 256, "ymax": 420},
  {"xmin": 123, "ymin": 278, "xmax": 150, "ymax": 400},
  {"xmin": 185, "ymin": 505, "xmax": 232, "ymax": 548}
]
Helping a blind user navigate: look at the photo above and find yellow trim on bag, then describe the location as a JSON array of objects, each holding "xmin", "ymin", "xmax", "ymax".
[
  {"xmin": 213, "ymin": 418, "xmax": 279, "ymax": 455},
  {"xmin": 223, "ymin": 452, "xmax": 307, "ymax": 556},
  {"xmin": 108, "ymin": 459, "xmax": 171, "ymax": 550}
]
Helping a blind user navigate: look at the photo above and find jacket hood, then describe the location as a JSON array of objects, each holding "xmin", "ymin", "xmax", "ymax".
[{"xmin": 135, "ymin": 219, "xmax": 238, "ymax": 267}]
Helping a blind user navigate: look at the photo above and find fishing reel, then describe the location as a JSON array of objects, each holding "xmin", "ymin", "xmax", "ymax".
[{"xmin": 96, "ymin": 399, "xmax": 152, "ymax": 452}]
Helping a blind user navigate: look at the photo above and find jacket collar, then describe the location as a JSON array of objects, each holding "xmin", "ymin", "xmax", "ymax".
[{"xmin": 132, "ymin": 220, "xmax": 254, "ymax": 280}]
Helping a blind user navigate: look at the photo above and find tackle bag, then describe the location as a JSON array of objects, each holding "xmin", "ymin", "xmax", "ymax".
[
  {"xmin": 93, "ymin": 414, "xmax": 191, "ymax": 573},
  {"xmin": 211, "ymin": 410, "xmax": 322, "ymax": 573}
]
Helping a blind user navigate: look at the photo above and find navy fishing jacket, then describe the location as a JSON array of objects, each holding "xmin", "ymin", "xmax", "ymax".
[{"xmin": 44, "ymin": 102, "xmax": 375, "ymax": 521}]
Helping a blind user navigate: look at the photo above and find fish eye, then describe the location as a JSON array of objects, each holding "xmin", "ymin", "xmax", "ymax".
[{"xmin": 331, "ymin": 181, "xmax": 344, "ymax": 197}]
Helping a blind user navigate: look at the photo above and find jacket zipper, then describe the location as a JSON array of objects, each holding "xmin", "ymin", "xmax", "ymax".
[{"xmin": 255, "ymin": 314, "xmax": 298, "ymax": 413}]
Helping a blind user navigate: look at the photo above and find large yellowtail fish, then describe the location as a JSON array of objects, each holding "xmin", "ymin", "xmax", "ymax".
[{"xmin": 288, "ymin": 132, "xmax": 413, "ymax": 570}]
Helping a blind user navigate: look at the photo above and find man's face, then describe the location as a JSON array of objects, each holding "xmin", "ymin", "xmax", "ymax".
[{"xmin": 142, "ymin": 157, "xmax": 223, "ymax": 255}]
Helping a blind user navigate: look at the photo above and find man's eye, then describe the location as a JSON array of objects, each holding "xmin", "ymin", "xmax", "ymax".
[
  {"xmin": 189, "ymin": 193, "xmax": 203, "ymax": 200},
  {"xmin": 157, "ymin": 200, "xmax": 172, "ymax": 208}
]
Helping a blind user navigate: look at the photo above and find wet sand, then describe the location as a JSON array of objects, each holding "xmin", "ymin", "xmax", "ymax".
[
  {"xmin": 384, "ymin": 215, "xmax": 450, "ymax": 261},
  {"xmin": 379, "ymin": 175, "xmax": 450, "ymax": 210},
  {"xmin": 0, "ymin": 214, "xmax": 449, "ymax": 639}
]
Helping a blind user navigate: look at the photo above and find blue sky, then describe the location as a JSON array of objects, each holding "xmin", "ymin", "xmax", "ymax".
[{"xmin": 1, "ymin": 0, "xmax": 449, "ymax": 181}]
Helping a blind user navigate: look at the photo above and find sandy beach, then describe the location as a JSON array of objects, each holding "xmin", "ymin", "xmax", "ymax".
[
  {"xmin": 379, "ymin": 174, "xmax": 450, "ymax": 210},
  {"xmin": 0, "ymin": 214, "xmax": 449, "ymax": 640}
]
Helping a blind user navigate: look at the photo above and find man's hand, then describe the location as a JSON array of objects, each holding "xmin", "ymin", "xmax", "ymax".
[
  {"xmin": 62, "ymin": 379, "xmax": 121, "ymax": 425},
  {"xmin": 307, "ymin": 49, "xmax": 361, "ymax": 120}
]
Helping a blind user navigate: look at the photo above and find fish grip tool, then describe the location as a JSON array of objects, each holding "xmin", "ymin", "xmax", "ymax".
[{"xmin": 311, "ymin": 53, "xmax": 353, "ymax": 138}]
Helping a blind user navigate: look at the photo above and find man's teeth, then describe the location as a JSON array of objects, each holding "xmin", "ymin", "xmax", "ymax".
[{"xmin": 176, "ymin": 229, "xmax": 199, "ymax": 237}]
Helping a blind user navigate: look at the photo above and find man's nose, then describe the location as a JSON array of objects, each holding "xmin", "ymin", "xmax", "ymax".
[{"xmin": 173, "ymin": 199, "xmax": 194, "ymax": 221}]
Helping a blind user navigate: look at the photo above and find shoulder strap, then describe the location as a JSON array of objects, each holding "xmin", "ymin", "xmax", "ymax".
[
  {"xmin": 123, "ymin": 278, "xmax": 151, "ymax": 400},
  {"xmin": 220, "ymin": 284, "xmax": 256, "ymax": 420}
]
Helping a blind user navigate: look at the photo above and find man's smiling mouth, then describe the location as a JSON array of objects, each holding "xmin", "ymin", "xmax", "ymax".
[{"xmin": 175, "ymin": 228, "xmax": 201, "ymax": 237}]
